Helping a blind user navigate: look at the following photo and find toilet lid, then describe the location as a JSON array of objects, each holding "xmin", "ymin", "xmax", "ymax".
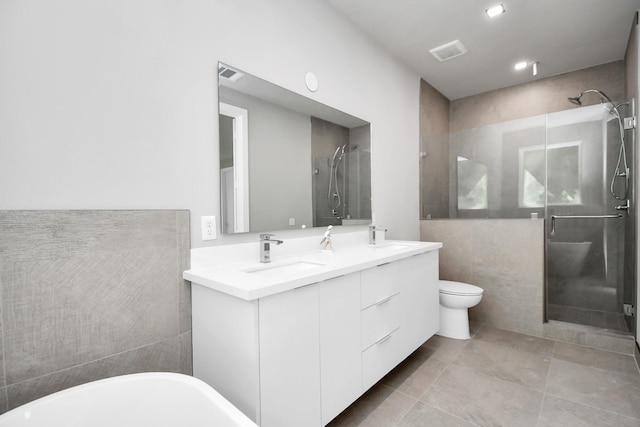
[{"xmin": 439, "ymin": 280, "xmax": 483, "ymax": 296}]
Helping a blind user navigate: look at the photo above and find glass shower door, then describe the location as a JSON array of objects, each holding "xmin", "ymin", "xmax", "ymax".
[{"xmin": 544, "ymin": 104, "xmax": 628, "ymax": 331}]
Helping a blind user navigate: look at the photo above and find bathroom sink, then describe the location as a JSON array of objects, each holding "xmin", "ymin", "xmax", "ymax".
[{"xmin": 244, "ymin": 260, "xmax": 325, "ymax": 278}]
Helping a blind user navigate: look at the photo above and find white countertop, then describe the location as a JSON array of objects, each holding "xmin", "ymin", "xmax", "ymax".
[{"xmin": 184, "ymin": 240, "xmax": 442, "ymax": 300}]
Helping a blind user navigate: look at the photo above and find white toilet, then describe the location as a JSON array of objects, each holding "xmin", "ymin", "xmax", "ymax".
[{"xmin": 437, "ymin": 280, "xmax": 484, "ymax": 340}]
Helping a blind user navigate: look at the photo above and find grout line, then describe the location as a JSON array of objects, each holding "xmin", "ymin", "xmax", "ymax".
[
  {"xmin": 542, "ymin": 391, "xmax": 640, "ymax": 422},
  {"xmin": 5, "ymin": 335, "xmax": 180, "ymax": 390},
  {"xmin": 535, "ymin": 340, "xmax": 557, "ymax": 426}
]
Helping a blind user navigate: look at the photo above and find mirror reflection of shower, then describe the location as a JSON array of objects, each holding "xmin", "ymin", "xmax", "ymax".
[
  {"xmin": 568, "ymin": 89, "xmax": 630, "ymax": 206},
  {"xmin": 311, "ymin": 117, "xmax": 372, "ymax": 228},
  {"xmin": 328, "ymin": 144, "xmax": 347, "ymax": 217}
]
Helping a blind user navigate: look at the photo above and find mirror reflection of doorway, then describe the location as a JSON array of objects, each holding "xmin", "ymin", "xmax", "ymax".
[{"xmin": 219, "ymin": 103, "xmax": 249, "ymax": 233}]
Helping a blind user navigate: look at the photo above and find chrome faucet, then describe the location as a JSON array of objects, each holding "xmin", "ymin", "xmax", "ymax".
[
  {"xmin": 368, "ymin": 225, "xmax": 386, "ymax": 245},
  {"xmin": 260, "ymin": 234, "xmax": 283, "ymax": 263}
]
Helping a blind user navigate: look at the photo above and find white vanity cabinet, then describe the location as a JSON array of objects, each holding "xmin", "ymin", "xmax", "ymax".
[
  {"xmin": 319, "ymin": 273, "xmax": 362, "ymax": 424},
  {"xmin": 191, "ymin": 283, "xmax": 322, "ymax": 427},
  {"xmin": 360, "ymin": 262, "xmax": 404, "ymax": 390},
  {"xmin": 259, "ymin": 283, "xmax": 321, "ymax": 427},
  {"xmin": 188, "ymin": 240, "xmax": 441, "ymax": 427},
  {"xmin": 398, "ymin": 251, "xmax": 440, "ymax": 355}
]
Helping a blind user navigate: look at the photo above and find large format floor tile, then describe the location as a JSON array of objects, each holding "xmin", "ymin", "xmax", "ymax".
[
  {"xmin": 381, "ymin": 345, "xmax": 448, "ymax": 399},
  {"xmin": 452, "ymin": 339, "xmax": 551, "ymax": 391},
  {"xmin": 545, "ymin": 358, "xmax": 640, "ymax": 420},
  {"xmin": 552, "ymin": 341, "xmax": 640, "ymax": 377},
  {"xmin": 327, "ymin": 383, "xmax": 415, "ymax": 427},
  {"xmin": 419, "ymin": 365, "xmax": 543, "ymax": 426},
  {"xmin": 329, "ymin": 325, "xmax": 640, "ymax": 426},
  {"xmin": 397, "ymin": 402, "xmax": 475, "ymax": 427},
  {"xmin": 538, "ymin": 395, "xmax": 640, "ymax": 427},
  {"xmin": 473, "ymin": 325, "xmax": 554, "ymax": 356}
]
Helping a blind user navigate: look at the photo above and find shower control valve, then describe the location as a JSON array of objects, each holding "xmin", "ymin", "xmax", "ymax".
[{"xmin": 615, "ymin": 200, "xmax": 630, "ymax": 211}]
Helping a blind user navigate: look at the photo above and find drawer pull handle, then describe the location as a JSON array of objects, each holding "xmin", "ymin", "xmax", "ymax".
[
  {"xmin": 377, "ymin": 262, "xmax": 391, "ymax": 267},
  {"xmin": 377, "ymin": 333, "xmax": 393, "ymax": 345},
  {"xmin": 376, "ymin": 297, "xmax": 393, "ymax": 306}
]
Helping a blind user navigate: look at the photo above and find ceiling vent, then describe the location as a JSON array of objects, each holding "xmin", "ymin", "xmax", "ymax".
[
  {"xmin": 429, "ymin": 40, "xmax": 468, "ymax": 62},
  {"xmin": 218, "ymin": 64, "xmax": 244, "ymax": 82}
]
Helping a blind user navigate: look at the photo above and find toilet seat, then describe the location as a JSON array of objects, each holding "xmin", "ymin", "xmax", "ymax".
[{"xmin": 439, "ymin": 280, "xmax": 483, "ymax": 296}]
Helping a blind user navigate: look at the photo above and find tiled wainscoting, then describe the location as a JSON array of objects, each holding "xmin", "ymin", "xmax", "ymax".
[
  {"xmin": 0, "ymin": 211, "xmax": 191, "ymax": 412},
  {"xmin": 421, "ymin": 219, "xmax": 545, "ymax": 336},
  {"xmin": 421, "ymin": 219, "xmax": 636, "ymax": 355}
]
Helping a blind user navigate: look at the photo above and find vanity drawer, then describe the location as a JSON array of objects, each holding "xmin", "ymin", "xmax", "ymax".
[
  {"xmin": 361, "ymin": 294, "xmax": 401, "ymax": 350},
  {"xmin": 362, "ymin": 328, "xmax": 402, "ymax": 391},
  {"xmin": 361, "ymin": 262, "xmax": 400, "ymax": 309}
]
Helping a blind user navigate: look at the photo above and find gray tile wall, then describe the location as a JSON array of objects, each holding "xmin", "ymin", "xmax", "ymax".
[
  {"xmin": 419, "ymin": 79, "xmax": 450, "ymax": 219},
  {"xmin": 421, "ymin": 219, "xmax": 545, "ymax": 336},
  {"xmin": 449, "ymin": 61, "xmax": 625, "ymax": 133},
  {"xmin": 0, "ymin": 210, "xmax": 191, "ymax": 412},
  {"xmin": 421, "ymin": 219, "xmax": 637, "ymax": 355}
]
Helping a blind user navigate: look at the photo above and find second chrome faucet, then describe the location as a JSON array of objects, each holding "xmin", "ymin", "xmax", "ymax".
[{"xmin": 260, "ymin": 234, "xmax": 283, "ymax": 263}]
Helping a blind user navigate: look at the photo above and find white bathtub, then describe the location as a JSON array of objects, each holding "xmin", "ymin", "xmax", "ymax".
[{"xmin": 0, "ymin": 372, "xmax": 258, "ymax": 427}]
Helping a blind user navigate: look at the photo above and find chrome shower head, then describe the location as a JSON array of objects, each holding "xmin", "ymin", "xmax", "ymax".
[
  {"xmin": 568, "ymin": 89, "xmax": 613, "ymax": 107},
  {"xmin": 568, "ymin": 95, "xmax": 582, "ymax": 106}
]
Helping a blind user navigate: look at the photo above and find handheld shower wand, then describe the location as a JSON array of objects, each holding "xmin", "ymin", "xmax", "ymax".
[{"xmin": 568, "ymin": 89, "xmax": 629, "ymax": 201}]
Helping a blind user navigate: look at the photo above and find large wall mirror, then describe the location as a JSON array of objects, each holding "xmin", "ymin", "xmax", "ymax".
[{"xmin": 218, "ymin": 63, "xmax": 372, "ymax": 234}]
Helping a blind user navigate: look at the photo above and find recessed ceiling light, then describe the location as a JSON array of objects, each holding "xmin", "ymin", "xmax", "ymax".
[
  {"xmin": 486, "ymin": 4, "xmax": 505, "ymax": 18},
  {"xmin": 514, "ymin": 61, "xmax": 528, "ymax": 71}
]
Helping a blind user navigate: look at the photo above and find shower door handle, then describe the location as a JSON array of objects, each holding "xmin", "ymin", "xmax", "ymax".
[
  {"xmin": 550, "ymin": 214, "xmax": 622, "ymax": 236},
  {"xmin": 550, "ymin": 214, "xmax": 623, "ymax": 219}
]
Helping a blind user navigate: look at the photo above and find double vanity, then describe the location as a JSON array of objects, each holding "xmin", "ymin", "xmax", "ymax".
[{"xmin": 184, "ymin": 231, "xmax": 442, "ymax": 427}]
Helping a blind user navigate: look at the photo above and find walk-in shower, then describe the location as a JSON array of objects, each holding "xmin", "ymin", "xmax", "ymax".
[
  {"xmin": 547, "ymin": 91, "xmax": 635, "ymax": 333},
  {"xmin": 448, "ymin": 96, "xmax": 636, "ymax": 335}
]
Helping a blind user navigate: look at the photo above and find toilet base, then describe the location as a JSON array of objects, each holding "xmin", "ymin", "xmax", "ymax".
[{"xmin": 437, "ymin": 305, "xmax": 471, "ymax": 340}]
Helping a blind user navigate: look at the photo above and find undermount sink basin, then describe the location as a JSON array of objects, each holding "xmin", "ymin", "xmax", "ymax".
[{"xmin": 244, "ymin": 260, "xmax": 325, "ymax": 278}]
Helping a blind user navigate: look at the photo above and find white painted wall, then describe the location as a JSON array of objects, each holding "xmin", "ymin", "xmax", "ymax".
[
  {"xmin": 0, "ymin": 0, "xmax": 420, "ymax": 247},
  {"xmin": 220, "ymin": 87, "xmax": 313, "ymax": 231}
]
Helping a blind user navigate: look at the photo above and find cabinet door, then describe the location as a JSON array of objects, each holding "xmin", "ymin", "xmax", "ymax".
[
  {"xmin": 319, "ymin": 273, "xmax": 362, "ymax": 425},
  {"xmin": 398, "ymin": 251, "xmax": 440, "ymax": 355},
  {"xmin": 259, "ymin": 284, "xmax": 321, "ymax": 427}
]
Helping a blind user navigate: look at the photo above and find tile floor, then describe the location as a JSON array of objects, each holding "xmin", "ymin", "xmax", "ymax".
[
  {"xmin": 548, "ymin": 303, "xmax": 630, "ymax": 333},
  {"xmin": 328, "ymin": 325, "xmax": 640, "ymax": 427}
]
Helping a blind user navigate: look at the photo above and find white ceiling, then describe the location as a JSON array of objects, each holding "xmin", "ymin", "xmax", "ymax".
[{"xmin": 321, "ymin": 0, "xmax": 640, "ymax": 100}]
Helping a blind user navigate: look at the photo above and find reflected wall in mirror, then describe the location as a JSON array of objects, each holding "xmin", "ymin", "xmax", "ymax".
[
  {"xmin": 218, "ymin": 63, "xmax": 372, "ymax": 234},
  {"xmin": 457, "ymin": 155, "xmax": 488, "ymax": 210},
  {"xmin": 519, "ymin": 142, "xmax": 582, "ymax": 208}
]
